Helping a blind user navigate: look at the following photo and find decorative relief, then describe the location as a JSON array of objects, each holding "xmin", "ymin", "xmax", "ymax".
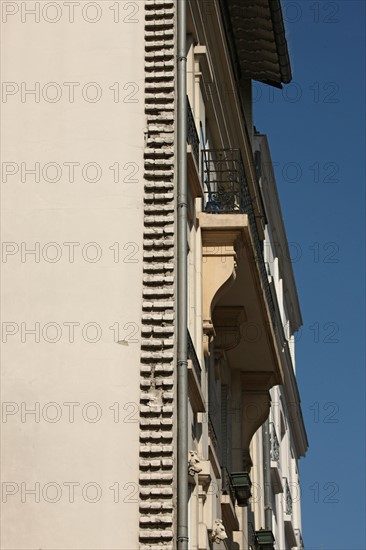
[
  {"xmin": 211, "ymin": 519, "xmax": 228, "ymax": 544},
  {"xmin": 188, "ymin": 450, "xmax": 202, "ymax": 476}
]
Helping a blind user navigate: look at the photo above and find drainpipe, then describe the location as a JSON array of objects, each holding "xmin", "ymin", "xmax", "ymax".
[
  {"xmin": 263, "ymin": 419, "xmax": 273, "ymax": 530},
  {"xmin": 177, "ymin": 0, "xmax": 188, "ymax": 549}
]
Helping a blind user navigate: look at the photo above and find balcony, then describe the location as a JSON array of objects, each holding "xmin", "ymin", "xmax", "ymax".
[
  {"xmin": 221, "ymin": 468, "xmax": 239, "ymax": 531},
  {"xmin": 208, "ymin": 415, "xmax": 220, "ymax": 455},
  {"xmin": 201, "ymin": 147, "xmax": 276, "ymax": 327},
  {"xmin": 187, "ymin": 331, "xmax": 205, "ymax": 413},
  {"xmin": 270, "ymin": 422, "xmax": 280, "ymax": 462},
  {"xmin": 207, "ymin": 415, "xmax": 221, "ymax": 478},
  {"xmin": 202, "ymin": 148, "xmax": 246, "ymax": 213},
  {"xmin": 187, "ymin": 97, "xmax": 203, "ymax": 198},
  {"xmin": 294, "ymin": 529, "xmax": 304, "ymax": 550},
  {"xmin": 188, "ymin": 330, "xmax": 202, "ymax": 383},
  {"xmin": 187, "ymin": 97, "xmax": 199, "ymax": 167},
  {"xmin": 248, "ymin": 521, "xmax": 256, "ymax": 550},
  {"xmin": 199, "ymin": 148, "xmax": 284, "ymax": 469},
  {"xmin": 283, "ymin": 478, "xmax": 297, "ymax": 548},
  {"xmin": 270, "ymin": 422, "xmax": 283, "ymax": 493},
  {"xmin": 284, "ymin": 478, "xmax": 293, "ymax": 515},
  {"xmin": 221, "ymin": 468, "xmax": 236, "ymax": 507}
]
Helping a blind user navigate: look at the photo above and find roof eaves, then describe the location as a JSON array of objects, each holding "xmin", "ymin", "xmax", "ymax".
[
  {"xmin": 268, "ymin": 0, "xmax": 292, "ymax": 83},
  {"xmin": 226, "ymin": 0, "xmax": 292, "ymax": 87}
]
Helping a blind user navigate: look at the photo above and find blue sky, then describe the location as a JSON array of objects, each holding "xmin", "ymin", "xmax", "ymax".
[{"xmin": 254, "ymin": 2, "xmax": 366, "ymax": 549}]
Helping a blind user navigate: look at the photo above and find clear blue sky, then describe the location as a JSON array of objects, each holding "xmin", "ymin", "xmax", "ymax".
[{"xmin": 254, "ymin": 2, "xmax": 366, "ymax": 549}]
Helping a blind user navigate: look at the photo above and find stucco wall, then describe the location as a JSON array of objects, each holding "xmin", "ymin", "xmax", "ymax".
[{"xmin": 1, "ymin": 3, "xmax": 144, "ymax": 548}]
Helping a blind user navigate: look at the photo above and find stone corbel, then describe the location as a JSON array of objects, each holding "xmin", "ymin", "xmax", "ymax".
[
  {"xmin": 213, "ymin": 306, "xmax": 247, "ymax": 352},
  {"xmin": 202, "ymin": 246, "xmax": 237, "ymax": 357},
  {"xmin": 200, "ymin": 216, "xmax": 245, "ymax": 357},
  {"xmin": 240, "ymin": 373, "xmax": 274, "ymax": 471}
]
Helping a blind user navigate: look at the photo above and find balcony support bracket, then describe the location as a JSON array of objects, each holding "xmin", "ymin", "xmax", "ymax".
[
  {"xmin": 241, "ymin": 373, "xmax": 274, "ymax": 471},
  {"xmin": 200, "ymin": 213, "xmax": 247, "ymax": 357}
]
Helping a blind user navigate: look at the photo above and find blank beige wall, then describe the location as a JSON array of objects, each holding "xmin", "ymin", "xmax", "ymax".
[{"xmin": 1, "ymin": 2, "xmax": 145, "ymax": 548}]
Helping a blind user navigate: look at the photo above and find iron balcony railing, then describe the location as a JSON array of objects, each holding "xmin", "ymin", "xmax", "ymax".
[
  {"xmin": 202, "ymin": 148, "xmax": 245, "ymax": 213},
  {"xmin": 202, "ymin": 148, "xmax": 275, "ymax": 325},
  {"xmin": 187, "ymin": 330, "xmax": 202, "ymax": 383},
  {"xmin": 208, "ymin": 414, "xmax": 220, "ymax": 456},
  {"xmin": 221, "ymin": 467, "xmax": 236, "ymax": 508},
  {"xmin": 248, "ymin": 520, "xmax": 256, "ymax": 549},
  {"xmin": 187, "ymin": 97, "xmax": 200, "ymax": 168},
  {"xmin": 270, "ymin": 422, "xmax": 280, "ymax": 463},
  {"xmin": 284, "ymin": 478, "xmax": 293, "ymax": 515},
  {"xmin": 268, "ymin": 273, "xmax": 291, "ymax": 353}
]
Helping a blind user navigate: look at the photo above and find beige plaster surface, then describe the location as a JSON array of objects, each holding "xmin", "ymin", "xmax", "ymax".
[{"xmin": 1, "ymin": 4, "xmax": 144, "ymax": 548}]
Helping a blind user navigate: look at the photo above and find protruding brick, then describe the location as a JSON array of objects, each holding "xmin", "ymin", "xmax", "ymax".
[
  {"xmin": 140, "ymin": 515, "xmax": 173, "ymax": 524},
  {"xmin": 139, "ymin": 4, "xmax": 176, "ymax": 539},
  {"xmin": 163, "ymin": 391, "xmax": 174, "ymax": 401},
  {"xmin": 139, "ymin": 530, "xmax": 173, "ymax": 540}
]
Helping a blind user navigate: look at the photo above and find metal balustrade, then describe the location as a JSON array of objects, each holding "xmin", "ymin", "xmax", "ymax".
[
  {"xmin": 202, "ymin": 148, "xmax": 245, "ymax": 213},
  {"xmin": 221, "ymin": 467, "xmax": 236, "ymax": 508},
  {"xmin": 187, "ymin": 97, "xmax": 200, "ymax": 168},
  {"xmin": 248, "ymin": 520, "xmax": 256, "ymax": 549},
  {"xmin": 208, "ymin": 414, "xmax": 220, "ymax": 456},
  {"xmin": 187, "ymin": 330, "xmax": 202, "ymax": 383}
]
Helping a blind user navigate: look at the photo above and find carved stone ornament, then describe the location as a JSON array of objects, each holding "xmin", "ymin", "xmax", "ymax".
[
  {"xmin": 211, "ymin": 518, "xmax": 228, "ymax": 543},
  {"xmin": 188, "ymin": 450, "xmax": 202, "ymax": 476}
]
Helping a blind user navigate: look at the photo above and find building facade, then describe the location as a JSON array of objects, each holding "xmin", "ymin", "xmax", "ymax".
[{"xmin": 1, "ymin": 0, "xmax": 307, "ymax": 549}]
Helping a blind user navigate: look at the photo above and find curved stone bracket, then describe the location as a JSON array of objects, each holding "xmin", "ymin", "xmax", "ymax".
[
  {"xmin": 202, "ymin": 247, "xmax": 237, "ymax": 355},
  {"xmin": 213, "ymin": 305, "xmax": 247, "ymax": 352},
  {"xmin": 240, "ymin": 372, "xmax": 274, "ymax": 471},
  {"xmin": 199, "ymin": 213, "xmax": 247, "ymax": 357}
]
